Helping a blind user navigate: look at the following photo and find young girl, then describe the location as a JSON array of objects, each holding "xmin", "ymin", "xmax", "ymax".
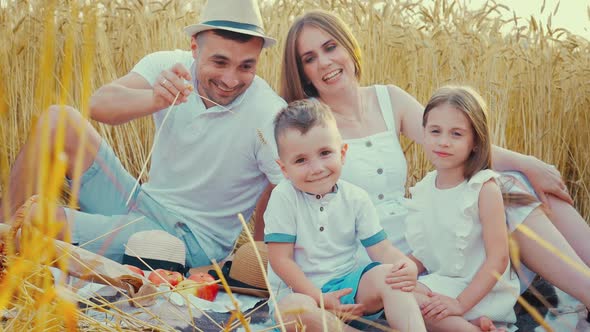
[{"xmin": 406, "ymin": 86, "xmax": 538, "ymax": 332}]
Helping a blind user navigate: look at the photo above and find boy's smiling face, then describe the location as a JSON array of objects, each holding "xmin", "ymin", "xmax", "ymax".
[{"xmin": 277, "ymin": 121, "xmax": 347, "ymax": 196}]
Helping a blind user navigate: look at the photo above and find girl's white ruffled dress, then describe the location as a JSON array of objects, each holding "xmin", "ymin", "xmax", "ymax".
[{"xmin": 405, "ymin": 169, "xmax": 520, "ymax": 323}]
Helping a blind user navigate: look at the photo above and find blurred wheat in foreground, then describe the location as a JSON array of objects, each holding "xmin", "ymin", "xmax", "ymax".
[{"xmin": 0, "ymin": 0, "xmax": 589, "ymax": 330}]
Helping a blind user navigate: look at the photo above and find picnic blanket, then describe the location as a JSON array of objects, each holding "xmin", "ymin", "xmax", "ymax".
[
  {"xmin": 74, "ymin": 272, "xmax": 589, "ymax": 331},
  {"xmin": 75, "ymin": 275, "xmax": 269, "ymax": 331}
]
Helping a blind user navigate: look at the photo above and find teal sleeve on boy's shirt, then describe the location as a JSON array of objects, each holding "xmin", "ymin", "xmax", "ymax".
[
  {"xmin": 360, "ymin": 229, "xmax": 387, "ymax": 247},
  {"xmin": 264, "ymin": 181, "xmax": 298, "ymax": 243},
  {"xmin": 264, "ymin": 233, "xmax": 296, "ymax": 243}
]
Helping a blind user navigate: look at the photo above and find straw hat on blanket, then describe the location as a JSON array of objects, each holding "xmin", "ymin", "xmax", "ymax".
[
  {"xmin": 193, "ymin": 241, "xmax": 270, "ymax": 298},
  {"xmin": 122, "ymin": 230, "xmax": 188, "ymax": 274}
]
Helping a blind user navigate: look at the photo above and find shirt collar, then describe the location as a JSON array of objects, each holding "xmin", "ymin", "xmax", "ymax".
[{"xmin": 304, "ymin": 183, "xmax": 339, "ymax": 201}]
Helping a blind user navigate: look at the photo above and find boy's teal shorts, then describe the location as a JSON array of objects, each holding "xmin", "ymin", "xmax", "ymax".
[
  {"xmin": 270, "ymin": 262, "xmax": 383, "ymax": 331},
  {"xmin": 321, "ymin": 262, "xmax": 383, "ymax": 328}
]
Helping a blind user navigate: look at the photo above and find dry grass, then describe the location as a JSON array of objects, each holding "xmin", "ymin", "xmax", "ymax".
[{"xmin": 0, "ymin": 0, "xmax": 589, "ymax": 330}]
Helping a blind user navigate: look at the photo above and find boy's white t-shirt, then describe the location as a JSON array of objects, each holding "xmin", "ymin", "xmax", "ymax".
[
  {"xmin": 132, "ymin": 50, "xmax": 285, "ymax": 262},
  {"xmin": 264, "ymin": 179, "xmax": 387, "ymax": 299}
]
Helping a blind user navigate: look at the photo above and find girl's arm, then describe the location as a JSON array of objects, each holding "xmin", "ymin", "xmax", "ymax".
[
  {"xmin": 267, "ymin": 242, "xmax": 322, "ymax": 302},
  {"xmin": 389, "ymin": 85, "xmax": 572, "ymax": 205},
  {"xmin": 455, "ymin": 179, "xmax": 510, "ymax": 314}
]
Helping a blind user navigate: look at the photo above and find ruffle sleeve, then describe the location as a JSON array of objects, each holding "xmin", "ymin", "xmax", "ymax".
[
  {"xmin": 452, "ymin": 169, "xmax": 500, "ymax": 271},
  {"xmin": 461, "ymin": 169, "xmax": 500, "ymax": 217}
]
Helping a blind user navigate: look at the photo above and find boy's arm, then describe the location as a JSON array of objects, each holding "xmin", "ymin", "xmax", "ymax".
[
  {"xmin": 365, "ymin": 239, "xmax": 407, "ymax": 264},
  {"xmin": 268, "ymin": 242, "xmax": 366, "ymax": 315},
  {"xmin": 366, "ymin": 240, "xmax": 418, "ymax": 292},
  {"xmin": 454, "ymin": 180, "xmax": 510, "ymax": 314},
  {"xmin": 407, "ymin": 254, "xmax": 426, "ymax": 275},
  {"xmin": 267, "ymin": 242, "xmax": 323, "ymax": 302}
]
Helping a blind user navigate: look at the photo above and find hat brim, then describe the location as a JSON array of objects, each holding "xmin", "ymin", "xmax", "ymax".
[
  {"xmin": 183, "ymin": 24, "xmax": 276, "ymax": 48},
  {"xmin": 191, "ymin": 265, "xmax": 270, "ymax": 298},
  {"xmin": 208, "ymin": 262, "xmax": 270, "ymax": 298},
  {"xmin": 122, "ymin": 254, "xmax": 187, "ymax": 274}
]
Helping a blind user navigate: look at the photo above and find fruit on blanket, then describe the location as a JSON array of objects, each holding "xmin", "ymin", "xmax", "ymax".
[
  {"xmin": 176, "ymin": 279, "xmax": 199, "ymax": 295},
  {"xmin": 124, "ymin": 264, "xmax": 145, "ymax": 277},
  {"xmin": 176, "ymin": 272, "xmax": 218, "ymax": 301},
  {"xmin": 148, "ymin": 269, "xmax": 183, "ymax": 287}
]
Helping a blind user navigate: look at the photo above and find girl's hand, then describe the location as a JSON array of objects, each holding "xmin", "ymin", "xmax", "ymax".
[
  {"xmin": 322, "ymin": 288, "xmax": 366, "ymax": 321},
  {"xmin": 522, "ymin": 156, "xmax": 573, "ymax": 206},
  {"xmin": 385, "ymin": 259, "xmax": 418, "ymax": 292},
  {"xmin": 420, "ymin": 293, "xmax": 464, "ymax": 320}
]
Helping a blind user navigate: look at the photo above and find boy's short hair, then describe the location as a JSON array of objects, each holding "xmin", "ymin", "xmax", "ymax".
[{"xmin": 274, "ymin": 99, "xmax": 336, "ymax": 154}]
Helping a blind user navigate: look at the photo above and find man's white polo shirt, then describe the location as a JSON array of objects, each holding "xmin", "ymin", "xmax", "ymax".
[
  {"xmin": 132, "ymin": 50, "xmax": 285, "ymax": 261},
  {"xmin": 264, "ymin": 180, "xmax": 387, "ymax": 298}
]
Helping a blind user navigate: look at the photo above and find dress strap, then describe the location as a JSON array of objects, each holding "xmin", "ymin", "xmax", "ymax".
[{"xmin": 374, "ymin": 85, "xmax": 396, "ymax": 132}]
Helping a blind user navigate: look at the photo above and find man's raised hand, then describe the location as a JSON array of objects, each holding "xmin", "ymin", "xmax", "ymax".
[{"xmin": 154, "ymin": 63, "xmax": 193, "ymax": 107}]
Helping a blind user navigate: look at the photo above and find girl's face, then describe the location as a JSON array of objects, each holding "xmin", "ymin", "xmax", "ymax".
[
  {"xmin": 423, "ymin": 104, "xmax": 475, "ymax": 175},
  {"xmin": 296, "ymin": 26, "xmax": 357, "ymax": 96}
]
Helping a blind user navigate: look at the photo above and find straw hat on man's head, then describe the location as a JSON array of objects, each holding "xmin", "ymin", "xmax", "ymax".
[{"xmin": 184, "ymin": 0, "xmax": 276, "ymax": 48}]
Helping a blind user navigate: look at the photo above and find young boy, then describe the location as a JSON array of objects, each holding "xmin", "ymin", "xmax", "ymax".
[{"xmin": 264, "ymin": 99, "xmax": 426, "ymax": 332}]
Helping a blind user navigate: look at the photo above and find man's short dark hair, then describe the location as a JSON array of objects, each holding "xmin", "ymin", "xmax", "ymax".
[{"xmin": 195, "ymin": 29, "xmax": 261, "ymax": 46}]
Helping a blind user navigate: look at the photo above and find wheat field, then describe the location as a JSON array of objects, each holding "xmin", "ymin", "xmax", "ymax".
[{"xmin": 0, "ymin": 0, "xmax": 589, "ymax": 330}]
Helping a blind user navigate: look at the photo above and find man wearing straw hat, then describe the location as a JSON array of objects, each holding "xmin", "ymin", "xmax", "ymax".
[{"xmin": 0, "ymin": 0, "xmax": 284, "ymax": 270}]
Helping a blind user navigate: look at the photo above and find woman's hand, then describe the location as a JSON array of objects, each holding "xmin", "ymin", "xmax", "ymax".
[
  {"xmin": 521, "ymin": 156, "xmax": 573, "ymax": 206},
  {"xmin": 420, "ymin": 293, "xmax": 464, "ymax": 320}
]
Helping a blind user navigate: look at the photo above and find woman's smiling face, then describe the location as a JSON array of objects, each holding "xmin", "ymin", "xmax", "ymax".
[{"xmin": 296, "ymin": 26, "xmax": 357, "ymax": 96}]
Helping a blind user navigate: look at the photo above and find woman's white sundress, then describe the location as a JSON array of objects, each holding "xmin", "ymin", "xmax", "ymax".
[
  {"xmin": 405, "ymin": 169, "xmax": 520, "ymax": 323},
  {"xmin": 340, "ymin": 85, "xmax": 410, "ymax": 265}
]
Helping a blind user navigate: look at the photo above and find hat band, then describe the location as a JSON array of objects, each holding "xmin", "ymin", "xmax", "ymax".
[
  {"xmin": 201, "ymin": 20, "xmax": 265, "ymax": 36},
  {"xmin": 209, "ymin": 261, "xmax": 268, "ymax": 291},
  {"xmin": 122, "ymin": 254, "xmax": 188, "ymax": 274}
]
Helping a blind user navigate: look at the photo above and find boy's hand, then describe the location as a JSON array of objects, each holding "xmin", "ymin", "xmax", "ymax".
[
  {"xmin": 322, "ymin": 288, "xmax": 366, "ymax": 322},
  {"xmin": 420, "ymin": 293, "xmax": 464, "ymax": 320},
  {"xmin": 385, "ymin": 259, "xmax": 418, "ymax": 292}
]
